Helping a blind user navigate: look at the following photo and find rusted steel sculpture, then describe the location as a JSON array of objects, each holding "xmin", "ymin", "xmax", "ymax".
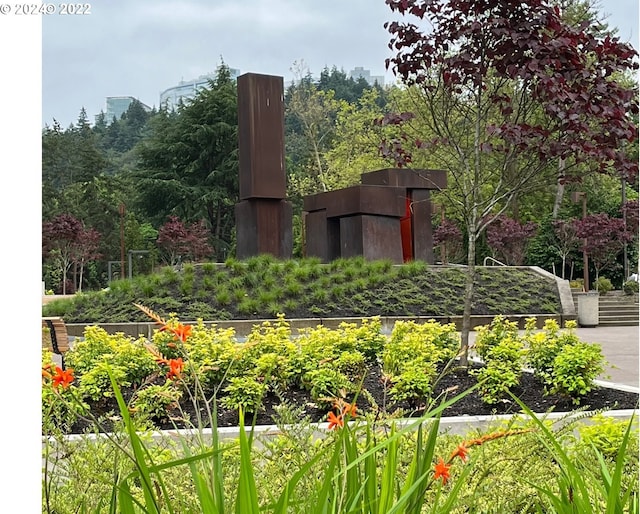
[
  {"xmin": 235, "ymin": 73, "xmax": 293, "ymax": 258},
  {"xmin": 303, "ymin": 168, "xmax": 447, "ymax": 263}
]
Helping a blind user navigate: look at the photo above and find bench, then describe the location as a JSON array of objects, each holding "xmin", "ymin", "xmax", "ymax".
[{"xmin": 42, "ymin": 317, "xmax": 70, "ymax": 369}]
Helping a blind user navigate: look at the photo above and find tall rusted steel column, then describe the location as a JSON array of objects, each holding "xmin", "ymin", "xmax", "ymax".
[{"xmin": 235, "ymin": 73, "xmax": 292, "ymax": 259}]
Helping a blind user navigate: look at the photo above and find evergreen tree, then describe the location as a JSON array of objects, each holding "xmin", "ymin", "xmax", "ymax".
[{"xmin": 133, "ymin": 63, "xmax": 238, "ymax": 260}]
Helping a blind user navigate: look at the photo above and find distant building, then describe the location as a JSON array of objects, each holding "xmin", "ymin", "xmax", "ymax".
[
  {"xmin": 159, "ymin": 68, "xmax": 241, "ymax": 111},
  {"xmin": 348, "ymin": 67, "xmax": 385, "ymax": 87},
  {"xmin": 104, "ymin": 96, "xmax": 151, "ymax": 123}
]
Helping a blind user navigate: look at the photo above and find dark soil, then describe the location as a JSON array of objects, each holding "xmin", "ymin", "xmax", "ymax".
[{"xmin": 67, "ymin": 363, "xmax": 639, "ymax": 435}]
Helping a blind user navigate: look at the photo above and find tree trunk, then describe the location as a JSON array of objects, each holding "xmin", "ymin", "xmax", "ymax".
[
  {"xmin": 62, "ymin": 262, "xmax": 67, "ymax": 295},
  {"xmin": 78, "ymin": 259, "xmax": 84, "ymax": 293},
  {"xmin": 552, "ymin": 158, "xmax": 565, "ymax": 219},
  {"xmin": 460, "ymin": 228, "xmax": 477, "ymax": 367}
]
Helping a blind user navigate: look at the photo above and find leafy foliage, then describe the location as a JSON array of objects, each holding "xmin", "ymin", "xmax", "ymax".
[
  {"xmin": 471, "ymin": 316, "xmax": 526, "ymax": 404},
  {"xmin": 573, "ymin": 212, "xmax": 634, "ymax": 282},
  {"xmin": 486, "ymin": 215, "xmax": 538, "ymax": 266},
  {"xmin": 43, "ymin": 258, "xmax": 564, "ymax": 323},
  {"xmin": 133, "ymin": 63, "xmax": 238, "ymax": 260},
  {"xmin": 380, "ymin": 0, "xmax": 638, "ymax": 359},
  {"xmin": 551, "ymin": 343, "xmax": 606, "ymax": 402},
  {"xmin": 156, "ymin": 215, "xmax": 214, "ymax": 265}
]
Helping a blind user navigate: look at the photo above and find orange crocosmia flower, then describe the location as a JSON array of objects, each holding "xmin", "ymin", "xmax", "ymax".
[
  {"xmin": 52, "ymin": 367, "xmax": 74, "ymax": 390},
  {"xmin": 450, "ymin": 443, "xmax": 469, "ymax": 463},
  {"xmin": 332, "ymin": 399, "xmax": 357, "ymax": 418},
  {"xmin": 167, "ymin": 358, "xmax": 184, "ymax": 380},
  {"xmin": 172, "ymin": 324, "xmax": 192, "ymax": 342},
  {"xmin": 341, "ymin": 402, "xmax": 357, "ymax": 417},
  {"xmin": 327, "ymin": 411, "xmax": 344, "ymax": 430},
  {"xmin": 42, "ymin": 366, "xmax": 53, "ymax": 380},
  {"xmin": 464, "ymin": 428, "xmax": 535, "ymax": 448},
  {"xmin": 433, "ymin": 457, "xmax": 451, "ymax": 485}
]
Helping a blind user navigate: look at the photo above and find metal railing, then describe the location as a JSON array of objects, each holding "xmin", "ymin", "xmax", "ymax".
[{"xmin": 483, "ymin": 256, "xmax": 507, "ymax": 267}]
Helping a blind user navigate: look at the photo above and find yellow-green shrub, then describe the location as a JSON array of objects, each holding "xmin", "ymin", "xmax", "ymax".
[{"xmin": 65, "ymin": 326, "xmax": 158, "ymax": 390}]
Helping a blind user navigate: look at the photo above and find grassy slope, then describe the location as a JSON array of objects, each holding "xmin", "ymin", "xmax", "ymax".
[{"xmin": 42, "ymin": 256, "xmax": 562, "ymax": 323}]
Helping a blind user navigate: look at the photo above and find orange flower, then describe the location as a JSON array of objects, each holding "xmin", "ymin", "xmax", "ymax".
[
  {"xmin": 167, "ymin": 358, "xmax": 184, "ymax": 380},
  {"xmin": 464, "ymin": 428, "xmax": 535, "ymax": 448},
  {"xmin": 171, "ymin": 323, "xmax": 192, "ymax": 342},
  {"xmin": 327, "ymin": 411, "xmax": 344, "ymax": 430},
  {"xmin": 42, "ymin": 363, "xmax": 54, "ymax": 380},
  {"xmin": 52, "ymin": 366, "xmax": 74, "ymax": 390},
  {"xmin": 342, "ymin": 402, "xmax": 357, "ymax": 418},
  {"xmin": 433, "ymin": 457, "xmax": 451, "ymax": 485},
  {"xmin": 333, "ymin": 399, "xmax": 357, "ymax": 418},
  {"xmin": 449, "ymin": 443, "xmax": 469, "ymax": 463}
]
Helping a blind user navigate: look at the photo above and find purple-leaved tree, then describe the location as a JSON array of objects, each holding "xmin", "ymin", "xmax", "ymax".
[
  {"xmin": 485, "ymin": 215, "xmax": 537, "ymax": 266},
  {"xmin": 157, "ymin": 216, "xmax": 213, "ymax": 266},
  {"xmin": 573, "ymin": 213, "xmax": 633, "ymax": 287},
  {"xmin": 381, "ymin": 0, "xmax": 638, "ymax": 362},
  {"xmin": 43, "ymin": 213, "xmax": 102, "ymax": 294},
  {"xmin": 433, "ymin": 218, "xmax": 463, "ymax": 264}
]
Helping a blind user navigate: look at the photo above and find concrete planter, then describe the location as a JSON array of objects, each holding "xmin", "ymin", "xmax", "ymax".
[
  {"xmin": 576, "ymin": 291, "xmax": 599, "ymax": 327},
  {"xmin": 42, "ymin": 380, "xmax": 640, "ymax": 447},
  {"xmin": 45, "ymin": 403, "xmax": 638, "ymax": 446}
]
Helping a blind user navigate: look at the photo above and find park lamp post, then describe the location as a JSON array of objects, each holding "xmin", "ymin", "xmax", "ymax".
[{"xmin": 571, "ymin": 191, "xmax": 589, "ymax": 292}]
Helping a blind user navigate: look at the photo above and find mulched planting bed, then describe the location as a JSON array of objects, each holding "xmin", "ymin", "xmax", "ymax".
[{"xmin": 66, "ymin": 363, "xmax": 638, "ymax": 435}]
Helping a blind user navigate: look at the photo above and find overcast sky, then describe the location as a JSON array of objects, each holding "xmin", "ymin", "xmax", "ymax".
[
  {"xmin": 41, "ymin": 0, "xmax": 400, "ymax": 127},
  {"xmin": 40, "ymin": 0, "xmax": 639, "ymax": 128}
]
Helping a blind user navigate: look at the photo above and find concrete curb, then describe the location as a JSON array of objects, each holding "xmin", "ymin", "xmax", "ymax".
[{"xmin": 44, "ymin": 408, "xmax": 639, "ymax": 445}]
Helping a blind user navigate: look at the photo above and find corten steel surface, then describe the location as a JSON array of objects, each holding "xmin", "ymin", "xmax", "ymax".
[
  {"xmin": 409, "ymin": 189, "xmax": 434, "ymax": 263},
  {"xmin": 237, "ymin": 73, "xmax": 286, "ymax": 200},
  {"xmin": 235, "ymin": 199, "xmax": 292, "ymax": 259},
  {"xmin": 303, "ymin": 185, "xmax": 406, "ymax": 218},
  {"xmin": 361, "ymin": 168, "xmax": 447, "ymax": 190},
  {"xmin": 305, "ymin": 210, "xmax": 341, "ymax": 262},
  {"xmin": 340, "ymin": 215, "xmax": 404, "ymax": 263}
]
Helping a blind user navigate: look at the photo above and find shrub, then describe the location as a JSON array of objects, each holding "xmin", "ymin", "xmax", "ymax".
[
  {"xmin": 471, "ymin": 334, "xmax": 525, "ymax": 405},
  {"xmin": 334, "ymin": 350, "xmax": 367, "ymax": 381},
  {"xmin": 383, "ymin": 319, "xmax": 459, "ymax": 377},
  {"xmin": 524, "ymin": 318, "xmax": 605, "ymax": 403},
  {"xmin": 473, "ymin": 315, "xmax": 520, "ymax": 362},
  {"xmin": 254, "ymin": 352, "xmax": 293, "ymax": 389},
  {"xmin": 387, "ymin": 364, "xmax": 437, "ymax": 406},
  {"xmin": 179, "ymin": 322, "xmax": 239, "ymax": 387},
  {"xmin": 550, "ymin": 342, "xmax": 606, "ymax": 402},
  {"xmin": 221, "ymin": 376, "xmax": 266, "ymax": 413},
  {"xmin": 301, "ymin": 368, "xmax": 353, "ymax": 407},
  {"xmin": 577, "ymin": 413, "xmax": 640, "ymax": 460},
  {"xmin": 473, "ymin": 361, "xmax": 521, "ymax": 405},
  {"xmin": 524, "ymin": 318, "xmax": 567, "ymax": 383},
  {"xmin": 383, "ymin": 319, "xmax": 459, "ymax": 406},
  {"xmin": 77, "ymin": 361, "xmax": 129, "ymax": 401},
  {"xmin": 65, "ymin": 326, "xmax": 158, "ymax": 388},
  {"xmin": 337, "ymin": 317, "xmax": 386, "ymax": 360},
  {"xmin": 595, "ymin": 276, "xmax": 613, "ymax": 294},
  {"xmin": 623, "ymin": 279, "xmax": 639, "ymax": 295},
  {"xmin": 569, "ymin": 279, "xmax": 584, "ymax": 290},
  {"xmin": 131, "ymin": 383, "xmax": 183, "ymax": 423}
]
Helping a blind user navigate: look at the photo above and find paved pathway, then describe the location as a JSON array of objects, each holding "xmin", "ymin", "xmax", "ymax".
[{"xmin": 468, "ymin": 325, "xmax": 639, "ymax": 389}]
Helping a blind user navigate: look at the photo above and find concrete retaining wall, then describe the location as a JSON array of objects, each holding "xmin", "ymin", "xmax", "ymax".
[{"xmin": 65, "ymin": 313, "xmax": 576, "ymax": 339}]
